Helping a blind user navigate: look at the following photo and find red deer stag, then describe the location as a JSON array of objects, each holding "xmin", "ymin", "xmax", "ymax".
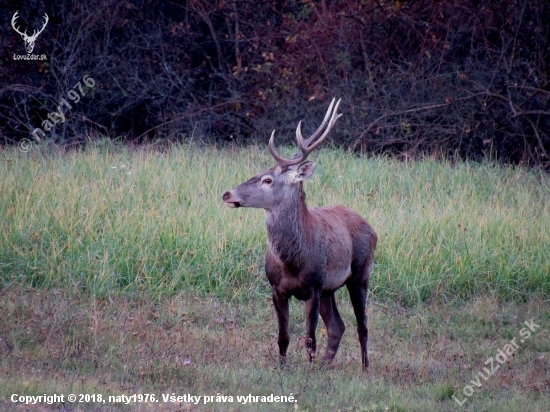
[{"xmin": 222, "ymin": 98, "xmax": 377, "ymax": 370}]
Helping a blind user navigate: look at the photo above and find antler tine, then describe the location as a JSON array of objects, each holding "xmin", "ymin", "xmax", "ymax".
[
  {"xmin": 297, "ymin": 97, "xmax": 336, "ymax": 148},
  {"xmin": 11, "ymin": 11, "xmax": 26, "ymax": 36},
  {"xmin": 269, "ymin": 130, "xmax": 307, "ymax": 168},
  {"xmin": 296, "ymin": 98, "xmax": 342, "ymax": 153},
  {"xmin": 34, "ymin": 13, "xmax": 49, "ymax": 37},
  {"xmin": 269, "ymin": 98, "xmax": 342, "ymax": 168},
  {"xmin": 269, "ymin": 130, "xmax": 286, "ymax": 163}
]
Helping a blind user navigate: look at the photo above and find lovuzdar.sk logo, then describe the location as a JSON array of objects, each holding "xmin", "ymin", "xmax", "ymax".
[{"xmin": 11, "ymin": 10, "xmax": 48, "ymax": 61}]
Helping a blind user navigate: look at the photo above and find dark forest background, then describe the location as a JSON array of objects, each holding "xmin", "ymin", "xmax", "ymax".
[{"xmin": 1, "ymin": 0, "xmax": 549, "ymax": 167}]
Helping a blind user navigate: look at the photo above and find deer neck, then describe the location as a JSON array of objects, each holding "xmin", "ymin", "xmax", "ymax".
[{"xmin": 265, "ymin": 184, "xmax": 312, "ymax": 266}]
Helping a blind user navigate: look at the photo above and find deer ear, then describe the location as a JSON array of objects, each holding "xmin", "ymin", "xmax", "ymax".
[{"xmin": 294, "ymin": 161, "xmax": 316, "ymax": 182}]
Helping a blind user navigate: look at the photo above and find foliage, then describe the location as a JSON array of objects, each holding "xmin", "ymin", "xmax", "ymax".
[{"xmin": 1, "ymin": 0, "xmax": 549, "ymax": 166}]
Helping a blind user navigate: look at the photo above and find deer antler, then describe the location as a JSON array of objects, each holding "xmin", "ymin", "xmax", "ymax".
[
  {"xmin": 11, "ymin": 11, "xmax": 26, "ymax": 37},
  {"xmin": 11, "ymin": 10, "xmax": 50, "ymax": 46},
  {"xmin": 31, "ymin": 13, "xmax": 49, "ymax": 39},
  {"xmin": 269, "ymin": 98, "xmax": 342, "ymax": 168}
]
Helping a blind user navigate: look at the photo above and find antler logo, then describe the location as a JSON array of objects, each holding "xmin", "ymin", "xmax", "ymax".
[{"xmin": 11, "ymin": 11, "xmax": 49, "ymax": 54}]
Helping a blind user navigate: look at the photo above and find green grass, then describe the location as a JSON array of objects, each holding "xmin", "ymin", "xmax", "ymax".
[
  {"xmin": 1, "ymin": 143, "xmax": 549, "ymax": 303},
  {"xmin": 0, "ymin": 143, "xmax": 549, "ymax": 411}
]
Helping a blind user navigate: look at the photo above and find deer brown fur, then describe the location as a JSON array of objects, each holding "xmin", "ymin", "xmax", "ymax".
[{"xmin": 222, "ymin": 99, "xmax": 377, "ymax": 369}]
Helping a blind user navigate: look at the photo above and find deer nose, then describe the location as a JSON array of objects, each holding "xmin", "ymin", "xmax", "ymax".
[{"xmin": 222, "ymin": 191, "xmax": 232, "ymax": 202}]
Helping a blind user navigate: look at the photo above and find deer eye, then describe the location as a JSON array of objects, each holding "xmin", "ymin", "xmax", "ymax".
[{"xmin": 262, "ymin": 177, "xmax": 273, "ymax": 185}]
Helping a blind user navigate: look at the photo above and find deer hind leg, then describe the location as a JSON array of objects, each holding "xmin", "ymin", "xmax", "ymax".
[
  {"xmin": 346, "ymin": 278, "xmax": 369, "ymax": 370},
  {"xmin": 319, "ymin": 293, "xmax": 345, "ymax": 364},
  {"xmin": 348, "ymin": 228, "xmax": 375, "ymax": 370}
]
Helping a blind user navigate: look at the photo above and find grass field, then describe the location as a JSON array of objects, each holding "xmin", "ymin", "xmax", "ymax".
[{"xmin": 1, "ymin": 143, "xmax": 549, "ymax": 411}]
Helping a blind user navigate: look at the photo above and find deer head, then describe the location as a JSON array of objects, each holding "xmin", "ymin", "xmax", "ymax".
[
  {"xmin": 222, "ymin": 98, "xmax": 342, "ymax": 211},
  {"xmin": 12, "ymin": 11, "xmax": 49, "ymax": 54}
]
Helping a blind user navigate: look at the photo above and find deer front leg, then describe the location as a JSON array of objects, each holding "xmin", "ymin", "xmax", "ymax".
[
  {"xmin": 304, "ymin": 289, "xmax": 321, "ymax": 363},
  {"xmin": 272, "ymin": 289, "xmax": 290, "ymax": 365}
]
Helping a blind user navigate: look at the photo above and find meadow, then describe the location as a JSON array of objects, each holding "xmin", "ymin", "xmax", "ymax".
[{"xmin": 1, "ymin": 142, "xmax": 549, "ymax": 411}]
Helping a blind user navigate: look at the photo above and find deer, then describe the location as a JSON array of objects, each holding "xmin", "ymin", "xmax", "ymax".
[
  {"xmin": 222, "ymin": 98, "xmax": 377, "ymax": 370},
  {"xmin": 11, "ymin": 11, "xmax": 49, "ymax": 54}
]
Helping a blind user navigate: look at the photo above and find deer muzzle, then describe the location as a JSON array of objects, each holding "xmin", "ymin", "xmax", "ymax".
[{"xmin": 222, "ymin": 191, "xmax": 241, "ymax": 208}]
